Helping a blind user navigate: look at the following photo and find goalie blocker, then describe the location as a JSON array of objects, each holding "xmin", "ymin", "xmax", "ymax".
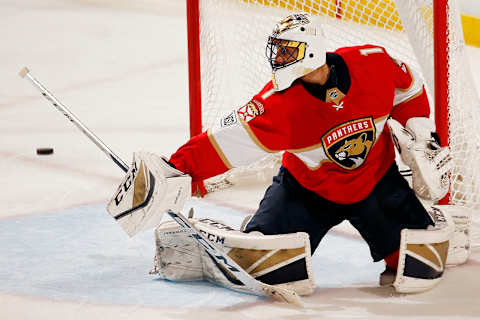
[
  {"xmin": 150, "ymin": 212, "xmax": 316, "ymax": 296},
  {"xmin": 106, "ymin": 151, "xmax": 191, "ymax": 237}
]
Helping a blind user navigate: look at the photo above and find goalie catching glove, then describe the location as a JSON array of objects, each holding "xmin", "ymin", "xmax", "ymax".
[
  {"xmin": 387, "ymin": 117, "xmax": 453, "ymax": 201},
  {"xmin": 106, "ymin": 151, "xmax": 191, "ymax": 237}
]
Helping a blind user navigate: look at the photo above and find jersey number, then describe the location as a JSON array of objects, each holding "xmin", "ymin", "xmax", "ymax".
[{"xmin": 359, "ymin": 47, "xmax": 384, "ymax": 56}]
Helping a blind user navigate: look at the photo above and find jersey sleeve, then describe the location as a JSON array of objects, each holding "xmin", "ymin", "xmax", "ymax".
[
  {"xmin": 389, "ymin": 57, "xmax": 430, "ymax": 126},
  {"xmin": 169, "ymin": 82, "xmax": 293, "ymax": 184},
  {"xmin": 168, "ymin": 130, "xmax": 230, "ymax": 183}
]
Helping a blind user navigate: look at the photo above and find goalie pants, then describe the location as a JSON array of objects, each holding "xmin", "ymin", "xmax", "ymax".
[{"xmin": 244, "ymin": 163, "xmax": 434, "ymax": 262}]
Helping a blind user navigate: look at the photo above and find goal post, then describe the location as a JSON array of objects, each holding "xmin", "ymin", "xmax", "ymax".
[
  {"xmin": 186, "ymin": 0, "xmax": 202, "ymax": 138},
  {"xmin": 433, "ymin": 0, "xmax": 449, "ymax": 146},
  {"xmin": 433, "ymin": 0, "xmax": 449, "ymax": 204},
  {"xmin": 185, "ymin": 0, "xmax": 480, "ymax": 245}
]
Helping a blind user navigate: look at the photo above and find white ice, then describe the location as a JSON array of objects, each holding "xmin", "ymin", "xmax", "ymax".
[{"xmin": 1, "ymin": 1, "xmax": 479, "ymax": 319}]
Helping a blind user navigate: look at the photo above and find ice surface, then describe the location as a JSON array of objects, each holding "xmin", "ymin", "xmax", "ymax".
[{"xmin": 0, "ymin": 199, "xmax": 382, "ymax": 307}]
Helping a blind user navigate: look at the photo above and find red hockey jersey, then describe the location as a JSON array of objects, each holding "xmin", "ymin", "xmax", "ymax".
[{"xmin": 170, "ymin": 45, "xmax": 430, "ymax": 204}]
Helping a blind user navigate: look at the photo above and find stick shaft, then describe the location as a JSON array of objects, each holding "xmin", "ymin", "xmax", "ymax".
[{"xmin": 20, "ymin": 67, "xmax": 128, "ymax": 172}]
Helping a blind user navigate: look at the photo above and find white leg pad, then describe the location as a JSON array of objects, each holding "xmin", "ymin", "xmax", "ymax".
[
  {"xmin": 150, "ymin": 220, "xmax": 204, "ymax": 281},
  {"xmin": 393, "ymin": 205, "xmax": 454, "ymax": 293},
  {"xmin": 151, "ymin": 214, "xmax": 315, "ymax": 296},
  {"xmin": 444, "ymin": 205, "xmax": 472, "ymax": 265}
]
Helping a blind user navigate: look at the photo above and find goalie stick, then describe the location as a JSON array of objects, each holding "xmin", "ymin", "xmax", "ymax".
[
  {"xmin": 167, "ymin": 209, "xmax": 303, "ymax": 307},
  {"xmin": 19, "ymin": 67, "xmax": 303, "ymax": 307},
  {"xmin": 18, "ymin": 67, "xmax": 129, "ymax": 173}
]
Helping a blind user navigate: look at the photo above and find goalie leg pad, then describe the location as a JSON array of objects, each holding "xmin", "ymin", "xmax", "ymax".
[
  {"xmin": 443, "ymin": 205, "xmax": 472, "ymax": 265},
  {"xmin": 393, "ymin": 205, "xmax": 454, "ymax": 293},
  {"xmin": 152, "ymin": 214, "xmax": 315, "ymax": 296},
  {"xmin": 151, "ymin": 219, "xmax": 204, "ymax": 281}
]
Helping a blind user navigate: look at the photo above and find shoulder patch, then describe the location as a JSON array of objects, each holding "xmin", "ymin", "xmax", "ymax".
[
  {"xmin": 237, "ymin": 99, "xmax": 265, "ymax": 123},
  {"xmin": 220, "ymin": 110, "xmax": 239, "ymax": 128}
]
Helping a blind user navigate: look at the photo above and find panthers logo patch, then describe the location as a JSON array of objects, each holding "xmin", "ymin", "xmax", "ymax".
[
  {"xmin": 321, "ymin": 117, "xmax": 376, "ymax": 170},
  {"xmin": 237, "ymin": 99, "xmax": 265, "ymax": 123}
]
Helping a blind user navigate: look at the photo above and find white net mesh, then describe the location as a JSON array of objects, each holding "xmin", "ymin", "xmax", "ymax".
[
  {"xmin": 196, "ymin": 0, "xmax": 480, "ymax": 247},
  {"xmin": 441, "ymin": 1, "xmax": 480, "ymax": 248}
]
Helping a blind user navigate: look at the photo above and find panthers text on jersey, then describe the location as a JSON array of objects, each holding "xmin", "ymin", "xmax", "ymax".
[{"xmin": 169, "ymin": 44, "xmax": 430, "ymax": 204}]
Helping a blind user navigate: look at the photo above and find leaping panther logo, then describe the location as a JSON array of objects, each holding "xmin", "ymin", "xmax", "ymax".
[
  {"xmin": 322, "ymin": 117, "xmax": 376, "ymax": 170},
  {"xmin": 334, "ymin": 132, "xmax": 372, "ymax": 168}
]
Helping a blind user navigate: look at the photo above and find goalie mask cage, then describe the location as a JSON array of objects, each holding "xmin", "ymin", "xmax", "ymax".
[{"xmin": 186, "ymin": 0, "xmax": 480, "ymax": 247}]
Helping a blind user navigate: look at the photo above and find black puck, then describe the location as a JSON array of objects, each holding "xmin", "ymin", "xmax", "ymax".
[{"xmin": 36, "ymin": 147, "xmax": 54, "ymax": 155}]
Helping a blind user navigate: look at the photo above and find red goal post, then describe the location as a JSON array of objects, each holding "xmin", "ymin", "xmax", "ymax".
[{"xmin": 186, "ymin": 0, "xmax": 202, "ymax": 138}]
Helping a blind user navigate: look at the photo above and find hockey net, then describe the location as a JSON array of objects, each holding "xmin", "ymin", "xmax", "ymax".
[{"xmin": 188, "ymin": 0, "xmax": 480, "ymax": 247}]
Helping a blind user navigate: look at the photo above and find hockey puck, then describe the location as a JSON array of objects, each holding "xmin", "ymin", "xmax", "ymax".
[{"xmin": 36, "ymin": 147, "xmax": 54, "ymax": 155}]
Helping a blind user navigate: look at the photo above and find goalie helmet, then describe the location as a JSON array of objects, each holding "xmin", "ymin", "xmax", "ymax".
[{"xmin": 266, "ymin": 13, "xmax": 327, "ymax": 91}]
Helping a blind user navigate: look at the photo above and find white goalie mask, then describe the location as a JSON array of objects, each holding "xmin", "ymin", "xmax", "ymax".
[{"xmin": 266, "ymin": 13, "xmax": 327, "ymax": 91}]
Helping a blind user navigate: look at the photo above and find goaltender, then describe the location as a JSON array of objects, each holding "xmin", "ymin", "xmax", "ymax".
[{"xmin": 108, "ymin": 14, "xmax": 471, "ymax": 296}]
